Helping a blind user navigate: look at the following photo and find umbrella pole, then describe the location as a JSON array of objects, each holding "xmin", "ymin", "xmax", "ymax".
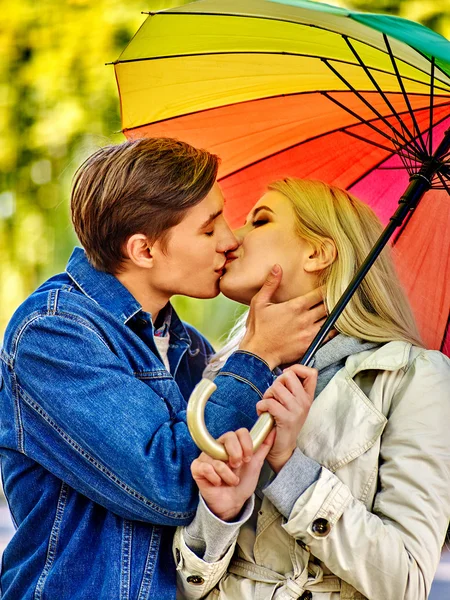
[{"xmin": 301, "ymin": 128, "xmax": 450, "ymax": 366}]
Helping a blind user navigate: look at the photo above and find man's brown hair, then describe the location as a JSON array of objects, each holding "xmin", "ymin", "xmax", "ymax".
[{"xmin": 71, "ymin": 137, "xmax": 220, "ymax": 273}]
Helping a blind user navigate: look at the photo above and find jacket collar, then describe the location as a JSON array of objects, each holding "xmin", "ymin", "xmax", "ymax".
[
  {"xmin": 345, "ymin": 340, "xmax": 412, "ymax": 377},
  {"xmin": 65, "ymin": 248, "xmax": 191, "ymax": 345},
  {"xmin": 65, "ymin": 247, "xmax": 142, "ymax": 324}
]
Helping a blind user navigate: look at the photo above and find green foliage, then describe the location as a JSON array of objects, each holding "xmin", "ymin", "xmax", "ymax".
[{"xmin": 1, "ymin": 0, "xmax": 449, "ymax": 343}]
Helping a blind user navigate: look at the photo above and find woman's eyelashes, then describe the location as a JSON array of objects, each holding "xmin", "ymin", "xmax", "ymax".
[
  {"xmin": 252, "ymin": 219, "xmax": 269, "ymax": 228},
  {"xmin": 205, "ymin": 229, "xmax": 215, "ymax": 237}
]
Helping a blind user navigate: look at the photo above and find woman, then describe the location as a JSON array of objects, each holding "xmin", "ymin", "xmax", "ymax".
[{"xmin": 174, "ymin": 178, "xmax": 450, "ymax": 600}]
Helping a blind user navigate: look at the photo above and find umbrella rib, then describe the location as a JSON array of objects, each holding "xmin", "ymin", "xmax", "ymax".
[
  {"xmin": 321, "ymin": 89, "xmax": 408, "ymax": 150},
  {"xmin": 343, "ymin": 36, "xmax": 420, "ymax": 153},
  {"xmin": 429, "ymin": 57, "xmax": 435, "ymax": 155},
  {"xmin": 384, "ymin": 34, "xmax": 429, "ymax": 156},
  {"xmin": 137, "ymin": 10, "xmax": 450, "ymax": 88},
  {"xmin": 342, "ymin": 130, "xmax": 417, "ymax": 163},
  {"xmin": 321, "ymin": 58, "xmax": 420, "ymax": 153},
  {"xmin": 122, "ymin": 91, "xmax": 450, "ymax": 132},
  {"xmin": 436, "ymin": 171, "xmax": 450, "ymax": 194},
  {"xmin": 347, "ymin": 110, "xmax": 450, "ymax": 191},
  {"xmin": 115, "ymin": 50, "xmax": 450, "ymax": 95},
  {"xmin": 217, "ymin": 105, "xmax": 450, "ymax": 182}
]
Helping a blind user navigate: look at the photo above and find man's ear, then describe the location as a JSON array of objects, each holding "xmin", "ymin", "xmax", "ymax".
[
  {"xmin": 124, "ymin": 234, "xmax": 154, "ymax": 269},
  {"xmin": 304, "ymin": 239, "xmax": 337, "ymax": 273}
]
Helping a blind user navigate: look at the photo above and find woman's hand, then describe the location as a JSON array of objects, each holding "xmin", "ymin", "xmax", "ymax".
[
  {"xmin": 256, "ymin": 364, "xmax": 318, "ymax": 473},
  {"xmin": 191, "ymin": 428, "xmax": 275, "ymax": 522}
]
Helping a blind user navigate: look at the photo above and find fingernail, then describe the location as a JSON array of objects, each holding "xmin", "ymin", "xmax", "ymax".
[
  {"xmin": 243, "ymin": 456, "xmax": 251, "ymax": 463},
  {"xmin": 271, "ymin": 265, "xmax": 280, "ymax": 275}
]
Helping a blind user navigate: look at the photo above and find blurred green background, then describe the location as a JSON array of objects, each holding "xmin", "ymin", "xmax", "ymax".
[{"xmin": 1, "ymin": 0, "xmax": 449, "ymax": 347}]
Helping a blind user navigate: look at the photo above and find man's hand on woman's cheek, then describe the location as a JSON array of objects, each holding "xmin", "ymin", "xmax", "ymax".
[{"xmin": 239, "ymin": 265, "xmax": 335, "ymax": 369}]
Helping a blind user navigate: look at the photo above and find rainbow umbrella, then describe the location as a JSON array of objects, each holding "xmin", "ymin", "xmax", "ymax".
[{"xmin": 114, "ymin": 0, "xmax": 450, "ymax": 358}]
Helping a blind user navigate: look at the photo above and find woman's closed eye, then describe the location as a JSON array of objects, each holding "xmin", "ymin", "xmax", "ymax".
[{"xmin": 252, "ymin": 219, "xmax": 269, "ymax": 228}]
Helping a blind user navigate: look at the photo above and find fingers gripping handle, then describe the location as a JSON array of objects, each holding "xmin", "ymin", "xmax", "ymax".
[{"xmin": 187, "ymin": 379, "xmax": 275, "ymax": 460}]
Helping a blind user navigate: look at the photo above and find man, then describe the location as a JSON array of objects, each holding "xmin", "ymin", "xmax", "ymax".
[{"xmin": 0, "ymin": 138, "xmax": 325, "ymax": 599}]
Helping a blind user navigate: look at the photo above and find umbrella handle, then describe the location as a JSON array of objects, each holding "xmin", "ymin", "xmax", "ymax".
[{"xmin": 187, "ymin": 379, "xmax": 274, "ymax": 461}]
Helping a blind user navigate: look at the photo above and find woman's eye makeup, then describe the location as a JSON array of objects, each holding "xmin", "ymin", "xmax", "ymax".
[
  {"xmin": 252, "ymin": 219, "xmax": 269, "ymax": 227},
  {"xmin": 205, "ymin": 229, "xmax": 215, "ymax": 237}
]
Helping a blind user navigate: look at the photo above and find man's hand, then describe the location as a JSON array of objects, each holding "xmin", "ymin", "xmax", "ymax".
[
  {"xmin": 256, "ymin": 364, "xmax": 317, "ymax": 473},
  {"xmin": 239, "ymin": 265, "xmax": 332, "ymax": 369},
  {"xmin": 191, "ymin": 428, "xmax": 275, "ymax": 522}
]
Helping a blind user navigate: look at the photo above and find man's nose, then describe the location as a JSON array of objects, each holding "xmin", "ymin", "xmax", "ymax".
[{"xmin": 218, "ymin": 226, "xmax": 240, "ymax": 254}]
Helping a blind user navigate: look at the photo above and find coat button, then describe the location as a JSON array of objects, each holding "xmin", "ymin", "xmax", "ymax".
[
  {"xmin": 300, "ymin": 591, "xmax": 312, "ymax": 600},
  {"xmin": 311, "ymin": 517, "xmax": 331, "ymax": 536},
  {"xmin": 187, "ymin": 575, "xmax": 205, "ymax": 585}
]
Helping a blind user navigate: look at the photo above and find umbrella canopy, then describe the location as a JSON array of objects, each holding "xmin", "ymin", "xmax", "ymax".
[{"xmin": 114, "ymin": 0, "xmax": 450, "ymax": 355}]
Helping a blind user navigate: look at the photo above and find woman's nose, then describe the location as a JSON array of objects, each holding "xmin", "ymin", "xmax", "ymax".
[{"xmin": 232, "ymin": 225, "xmax": 247, "ymax": 244}]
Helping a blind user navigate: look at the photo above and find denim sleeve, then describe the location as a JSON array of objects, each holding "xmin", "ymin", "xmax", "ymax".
[
  {"xmin": 13, "ymin": 316, "xmax": 273, "ymax": 527},
  {"xmin": 209, "ymin": 350, "xmax": 275, "ymax": 421}
]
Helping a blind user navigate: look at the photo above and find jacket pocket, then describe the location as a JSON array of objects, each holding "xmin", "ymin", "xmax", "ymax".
[{"xmin": 297, "ymin": 374, "xmax": 387, "ymax": 472}]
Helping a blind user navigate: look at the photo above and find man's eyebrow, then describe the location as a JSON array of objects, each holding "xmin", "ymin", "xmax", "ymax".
[{"xmin": 199, "ymin": 209, "xmax": 223, "ymax": 230}]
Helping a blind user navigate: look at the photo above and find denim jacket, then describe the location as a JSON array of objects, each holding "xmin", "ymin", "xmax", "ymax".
[{"xmin": 0, "ymin": 247, "xmax": 274, "ymax": 600}]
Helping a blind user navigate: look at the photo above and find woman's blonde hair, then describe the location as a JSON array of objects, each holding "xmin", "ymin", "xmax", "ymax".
[{"xmin": 208, "ymin": 178, "xmax": 422, "ymax": 373}]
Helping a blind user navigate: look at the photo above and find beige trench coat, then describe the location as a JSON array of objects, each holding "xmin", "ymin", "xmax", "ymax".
[{"xmin": 174, "ymin": 342, "xmax": 450, "ymax": 600}]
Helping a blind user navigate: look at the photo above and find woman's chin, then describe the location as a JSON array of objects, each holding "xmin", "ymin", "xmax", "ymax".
[{"xmin": 219, "ymin": 275, "xmax": 253, "ymax": 305}]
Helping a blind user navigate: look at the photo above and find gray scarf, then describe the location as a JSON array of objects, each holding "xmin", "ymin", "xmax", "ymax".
[{"xmin": 310, "ymin": 334, "xmax": 379, "ymax": 397}]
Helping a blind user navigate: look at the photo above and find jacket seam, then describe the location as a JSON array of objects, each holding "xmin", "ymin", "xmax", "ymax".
[
  {"xmin": 33, "ymin": 482, "xmax": 69, "ymax": 600},
  {"xmin": 233, "ymin": 350, "xmax": 271, "ymax": 370},
  {"xmin": 138, "ymin": 526, "xmax": 162, "ymax": 600},
  {"xmin": 134, "ymin": 370, "xmax": 172, "ymax": 380},
  {"xmin": 360, "ymin": 466, "xmax": 378, "ymax": 503},
  {"xmin": 9, "ymin": 310, "xmax": 111, "ymax": 362},
  {"xmin": 11, "ymin": 371, "xmax": 25, "ymax": 453},
  {"xmin": 215, "ymin": 372, "xmax": 264, "ymax": 398},
  {"xmin": 50, "ymin": 311, "xmax": 111, "ymax": 350},
  {"xmin": 120, "ymin": 520, "xmax": 133, "ymax": 600},
  {"xmin": 47, "ymin": 289, "xmax": 59, "ymax": 315},
  {"xmin": 0, "ymin": 349, "xmax": 13, "ymax": 368},
  {"xmin": 10, "ymin": 313, "xmax": 48, "ymax": 363},
  {"xmin": 17, "ymin": 384, "xmax": 195, "ymax": 520}
]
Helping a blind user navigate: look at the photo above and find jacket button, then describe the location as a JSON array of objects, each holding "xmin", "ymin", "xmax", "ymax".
[
  {"xmin": 311, "ymin": 517, "xmax": 331, "ymax": 536},
  {"xmin": 300, "ymin": 591, "xmax": 312, "ymax": 600},
  {"xmin": 187, "ymin": 575, "xmax": 205, "ymax": 585}
]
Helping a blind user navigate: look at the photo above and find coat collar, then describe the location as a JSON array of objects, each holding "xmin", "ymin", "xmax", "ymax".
[{"xmin": 344, "ymin": 340, "xmax": 412, "ymax": 377}]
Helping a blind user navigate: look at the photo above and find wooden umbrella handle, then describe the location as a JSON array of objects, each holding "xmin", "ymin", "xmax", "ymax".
[{"xmin": 186, "ymin": 379, "xmax": 275, "ymax": 461}]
